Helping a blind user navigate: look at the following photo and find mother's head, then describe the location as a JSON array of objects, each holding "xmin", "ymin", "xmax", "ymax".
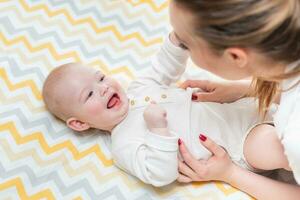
[{"xmin": 170, "ymin": 0, "xmax": 300, "ymax": 112}]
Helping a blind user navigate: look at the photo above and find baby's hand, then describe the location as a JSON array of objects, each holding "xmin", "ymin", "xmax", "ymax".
[{"xmin": 143, "ymin": 102, "xmax": 169, "ymax": 136}]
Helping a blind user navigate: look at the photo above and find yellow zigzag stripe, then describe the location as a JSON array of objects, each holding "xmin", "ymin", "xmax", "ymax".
[
  {"xmin": 0, "ymin": 44, "xmax": 135, "ymax": 82},
  {"xmin": 0, "ymin": 129, "xmax": 244, "ymax": 197},
  {"xmin": 3, "ymin": 5, "xmax": 160, "ymax": 58},
  {"xmin": 0, "ymin": 4, "xmax": 162, "ymax": 78},
  {"xmin": 0, "ymin": 31, "xmax": 81, "ymax": 62},
  {"xmin": 152, "ymin": 183, "xmax": 223, "ymax": 199},
  {"xmin": 0, "ymin": 57, "xmax": 134, "ymax": 103},
  {"xmin": 0, "ymin": 122, "xmax": 113, "ymax": 167},
  {"xmin": 80, "ymin": 0, "xmax": 168, "ymax": 24},
  {"xmin": 1, "ymin": 31, "xmax": 135, "ymax": 80},
  {"xmin": 156, "ymin": 179, "xmax": 248, "ymax": 198},
  {"xmin": 191, "ymin": 181, "xmax": 249, "ymax": 198},
  {"xmin": 215, "ymin": 181, "xmax": 241, "ymax": 196},
  {"xmin": 0, "ymin": 85, "xmax": 45, "ymax": 113},
  {"xmin": 191, "ymin": 181, "xmax": 242, "ymax": 196},
  {"xmin": 0, "ymin": 178, "xmax": 55, "ymax": 200},
  {"xmin": 20, "ymin": 0, "xmax": 162, "ymax": 46},
  {"xmin": 0, "ymin": 44, "xmax": 54, "ymax": 71},
  {"xmin": 0, "ymin": 32, "xmax": 136, "ymax": 79},
  {"xmin": 89, "ymin": 60, "xmax": 135, "ymax": 80},
  {"xmin": 0, "ymin": 4, "xmax": 163, "ymax": 57},
  {"xmin": 0, "ymin": 0, "xmax": 168, "ymax": 27},
  {"xmin": 0, "ymin": 68, "xmax": 42, "ymax": 101},
  {"xmin": 0, "ymin": 139, "xmax": 143, "ymax": 190},
  {"xmin": 127, "ymin": 0, "xmax": 169, "ymax": 12},
  {"xmin": 0, "ymin": 54, "xmax": 134, "ymax": 115}
]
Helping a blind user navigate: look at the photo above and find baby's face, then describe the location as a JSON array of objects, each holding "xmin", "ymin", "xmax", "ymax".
[{"xmin": 62, "ymin": 64, "xmax": 129, "ymax": 131}]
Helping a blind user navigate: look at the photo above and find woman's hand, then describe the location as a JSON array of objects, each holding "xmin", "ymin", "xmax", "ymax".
[
  {"xmin": 177, "ymin": 134, "xmax": 235, "ymax": 183},
  {"xmin": 180, "ymin": 79, "xmax": 251, "ymax": 103}
]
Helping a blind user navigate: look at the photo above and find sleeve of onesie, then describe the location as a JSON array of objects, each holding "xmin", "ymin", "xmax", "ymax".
[
  {"xmin": 113, "ymin": 131, "xmax": 179, "ymax": 187},
  {"xmin": 128, "ymin": 34, "xmax": 189, "ymax": 90}
]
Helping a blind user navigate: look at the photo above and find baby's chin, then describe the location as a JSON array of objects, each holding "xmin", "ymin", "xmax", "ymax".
[
  {"xmin": 118, "ymin": 97, "xmax": 130, "ymax": 120},
  {"xmin": 103, "ymin": 97, "xmax": 129, "ymax": 132}
]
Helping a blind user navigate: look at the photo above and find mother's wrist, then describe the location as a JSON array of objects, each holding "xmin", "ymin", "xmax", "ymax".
[{"xmin": 222, "ymin": 163, "xmax": 241, "ymax": 183}]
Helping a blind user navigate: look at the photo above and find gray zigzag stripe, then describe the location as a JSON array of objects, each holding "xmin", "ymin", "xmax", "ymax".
[
  {"xmin": 0, "ymin": 108, "xmax": 101, "ymax": 144},
  {"xmin": 0, "ymin": 56, "xmax": 45, "ymax": 83},
  {"xmin": 1, "ymin": 10, "xmax": 157, "ymax": 68},
  {"xmin": 30, "ymin": 0, "xmax": 169, "ymax": 37},
  {"xmin": 0, "ymin": 17, "xmax": 152, "ymax": 70},
  {"xmin": 0, "ymin": 162, "xmax": 128, "ymax": 199}
]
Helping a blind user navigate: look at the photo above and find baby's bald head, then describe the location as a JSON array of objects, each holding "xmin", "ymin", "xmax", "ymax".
[{"xmin": 42, "ymin": 63, "xmax": 78, "ymax": 121}]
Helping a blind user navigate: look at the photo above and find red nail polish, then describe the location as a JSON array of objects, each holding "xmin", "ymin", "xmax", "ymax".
[
  {"xmin": 178, "ymin": 139, "xmax": 182, "ymax": 145},
  {"xmin": 192, "ymin": 94, "xmax": 198, "ymax": 100},
  {"xmin": 199, "ymin": 134, "xmax": 207, "ymax": 142}
]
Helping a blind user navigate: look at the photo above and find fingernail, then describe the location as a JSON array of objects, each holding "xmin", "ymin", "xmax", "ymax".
[
  {"xmin": 192, "ymin": 94, "xmax": 198, "ymax": 100},
  {"xmin": 178, "ymin": 138, "xmax": 182, "ymax": 145},
  {"xmin": 199, "ymin": 134, "xmax": 207, "ymax": 142}
]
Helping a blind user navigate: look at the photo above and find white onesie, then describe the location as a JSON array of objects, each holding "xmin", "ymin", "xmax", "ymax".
[{"xmin": 111, "ymin": 36, "xmax": 270, "ymax": 187}]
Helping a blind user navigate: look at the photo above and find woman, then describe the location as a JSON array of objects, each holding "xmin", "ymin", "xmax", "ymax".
[{"xmin": 168, "ymin": 0, "xmax": 300, "ymax": 199}]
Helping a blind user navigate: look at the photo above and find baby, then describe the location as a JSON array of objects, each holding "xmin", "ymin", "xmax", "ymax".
[{"xmin": 42, "ymin": 33, "xmax": 290, "ymax": 187}]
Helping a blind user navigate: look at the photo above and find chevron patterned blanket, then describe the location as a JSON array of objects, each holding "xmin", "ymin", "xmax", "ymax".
[{"xmin": 0, "ymin": 0, "xmax": 253, "ymax": 199}]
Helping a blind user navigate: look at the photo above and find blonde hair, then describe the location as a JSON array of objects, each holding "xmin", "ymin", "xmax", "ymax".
[
  {"xmin": 42, "ymin": 63, "xmax": 75, "ymax": 121},
  {"xmin": 174, "ymin": 0, "xmax": 300, "ymax": 117}
]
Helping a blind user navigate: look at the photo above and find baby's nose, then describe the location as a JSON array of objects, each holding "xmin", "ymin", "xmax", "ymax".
[{"xmin": 99, "ymin": 84, "xmax": 109, "ymax": 96}]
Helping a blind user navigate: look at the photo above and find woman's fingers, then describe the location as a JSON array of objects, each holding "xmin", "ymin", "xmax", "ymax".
[
  {"xmin": 177, "ymin": 173, "xmax": 193, "ymax": 183},
  {"xmin": 192, "ymin": 91, "xmax": 216, "ymax": 102},
  {"xmin": 180, "ymin": 79, "xmax": 218, "ymax": 102},
  {"xmin": 178, "ymin": 160, "xmax": 206, "ymax": 182},
  {"xmin": 178, "ymin": 139, "xmax": 199, "ymax": 170},
  {"xmin": 177, "ymin": 136, "xmax": 233, "ymax": 182},
  {"xmin": 199, "ymin": 134, "xmax": 226, "ymax": 157},
  {"xmin": 178, "ymin": 160, "xmax": 197, "ymax": 178},
  {"xmin": 180, "ymin": 80, "xmax": 210, "ymax": 90}
]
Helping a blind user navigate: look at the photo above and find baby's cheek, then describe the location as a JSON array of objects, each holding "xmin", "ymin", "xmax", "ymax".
[{"xmin": 86, "ymin": 102, "xmax": 105, "ymax": 115}]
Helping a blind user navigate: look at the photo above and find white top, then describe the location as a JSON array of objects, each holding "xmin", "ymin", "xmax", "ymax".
[
  {"xmin": 111, "ymin": 36, "xmax": 264, "ymax": 187},
  {"xmin": 274, "ymin": 61, "xmax": 300, "ymax": 184}
]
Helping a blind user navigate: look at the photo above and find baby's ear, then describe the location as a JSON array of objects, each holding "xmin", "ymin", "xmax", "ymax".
[{"xmin": 66, "ymin": 117, "xmax": 90, "ymax": 132}]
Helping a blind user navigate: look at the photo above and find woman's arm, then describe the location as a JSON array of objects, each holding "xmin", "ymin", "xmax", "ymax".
[
  {"xmin": 227, "ymin": 164, "xmax": 300, "ymax": 200},
  {"xmin": 178, "ymin": 135, "xmax": 300, "ymax": 200},
  {"xmin": 180, "ymin": 79, "xmax": 282, "ymax": 104}
]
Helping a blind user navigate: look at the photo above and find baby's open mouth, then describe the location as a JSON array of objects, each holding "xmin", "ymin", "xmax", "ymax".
[{"xmin": 107, "ymin": 93, "xmax": 120, "ymax": 109}]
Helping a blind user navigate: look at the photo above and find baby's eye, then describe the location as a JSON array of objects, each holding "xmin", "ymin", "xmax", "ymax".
[
  {"xmin": 179, "ymin": 43, "xmax": 189, "ymax": 50},
  {"xmin": 87, "ymin": 91, "xmax": 93, "ymax": 99},
  {"xmin": 99, "ymin": 76, "xmax": 105, "ymax": 82}
]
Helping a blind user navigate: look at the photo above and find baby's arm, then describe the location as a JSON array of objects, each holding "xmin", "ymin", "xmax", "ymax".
[
  {"xmin": 113, "ymin": 133, "xmax": 179, "ymax": 187},
  {"xmin": 113, "ymin": 104, "xmax": 179, "ymax": 187},
  {"xmin": 129, "ymin": 32, "xmax": 189, "ymax": 90}
]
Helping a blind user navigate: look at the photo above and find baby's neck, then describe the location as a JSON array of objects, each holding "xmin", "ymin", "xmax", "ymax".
[{"xmin": 108, "ymin": 111, "xmax": 129, "ymax": 132}]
